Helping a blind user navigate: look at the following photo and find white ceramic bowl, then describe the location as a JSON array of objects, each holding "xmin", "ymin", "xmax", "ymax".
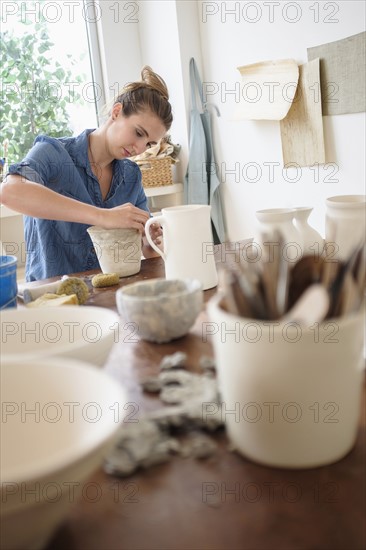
[
  {"xmin": 116, "ymin": 278, "xmax": 203, "ymax": 343},
  {"xmin": 0, "ymin": 358, "xmax": 126, "ymax": 550},
  {"xmin": 0, "ymin": 306, "xmax": 119, "ymax": 367}
]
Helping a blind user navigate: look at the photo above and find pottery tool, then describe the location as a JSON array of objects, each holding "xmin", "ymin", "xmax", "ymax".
[
  {"xmin": 284, "ymin": 284, "xmax": 329, "ymax": 326},
  {"xmin": 237, "ymin": 259, "xmax": 268, "ymax": 320},
  {"xmin": 20, "ymin": 281, "xmax": 61, "ymax": 304},
  {"xmin": 327, "ymin": 244, "xmax": 362, "ymax": 318},
  {"xmin": 20, "ymin": 276, "xmax": 89, "ymax": 305},
  {"xmin": 220, "ymin": 269, "xmax": 252, "ymax": 317}
]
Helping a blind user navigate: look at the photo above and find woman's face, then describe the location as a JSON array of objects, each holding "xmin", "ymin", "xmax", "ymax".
[{"xmin": 106, "ymin": 103, "xmax": 167, "ymax": 159}]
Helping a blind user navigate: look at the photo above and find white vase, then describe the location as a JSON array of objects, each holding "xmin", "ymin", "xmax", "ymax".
[
  {"xmin": 325, "ymin": 195, "xmax": 366, "ymax": 260},
  {"xmin": 254, "ymin": 208, "xmax": 303, "ymax": 262},
  {"xmin": 293, "ymin": 207, "xmax": 324, "ymax": 258}
]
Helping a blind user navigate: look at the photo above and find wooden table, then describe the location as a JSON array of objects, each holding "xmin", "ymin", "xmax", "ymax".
[{"xmin": 28, "ymin": 250, "xmax": 365, "ymax": 550}]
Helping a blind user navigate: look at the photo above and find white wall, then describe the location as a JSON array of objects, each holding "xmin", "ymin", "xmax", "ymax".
[
  {"xmin": 197, "ymin": 0, "xmax": 366, "ymax": 239},
  {"xmin": 96, "ymin": 0, "xmax": 199, "ymax": 182},
  {"xmin": 99, "ymin": 1, "xmax": 365, "ymax": 240},
  {"xmin": 96, "ymin": 0, "xmax": 142, "ymax": 103},
  {"xmin": 137, "ymin": 0, "xmax": 187, "ymax": 182}
]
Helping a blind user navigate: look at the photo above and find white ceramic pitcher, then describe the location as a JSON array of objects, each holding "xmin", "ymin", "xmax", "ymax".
[{"xmin": 145, "ymin": 205, "xmax": 218, "ymax": 290}]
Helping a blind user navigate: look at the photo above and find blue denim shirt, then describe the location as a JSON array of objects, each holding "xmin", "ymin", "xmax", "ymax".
[{"xmin": 8, "ymin": 130, "xmax": 148, "ymax": 281}]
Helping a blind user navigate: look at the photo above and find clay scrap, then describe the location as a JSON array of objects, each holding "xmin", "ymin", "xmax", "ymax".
[{"xmin": 104, "ymin": 354, "xmax": 223, "ymax": 477}]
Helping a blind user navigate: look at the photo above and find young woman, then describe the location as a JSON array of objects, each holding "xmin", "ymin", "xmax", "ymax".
[{"xmin": 1, "ymin": 66, "xmax": 173, "ymax": 281}]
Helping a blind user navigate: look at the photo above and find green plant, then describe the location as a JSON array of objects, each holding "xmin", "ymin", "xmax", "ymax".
[{"xmin": 0, "ymin": 19, "xmax": 84, "ymax": 164}]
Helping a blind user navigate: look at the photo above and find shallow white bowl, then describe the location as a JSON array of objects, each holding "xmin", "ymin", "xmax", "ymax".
[
  {"xmin": 0, "ymin": 306, "xmax": 119, "ymax": 367},
  {"xmin": 0, "ymin": 358, "xmax": 126, "ymax": 550},
  {"xmin": 116, "ymin": 278, "xmax": 203, "ymax": 343}
]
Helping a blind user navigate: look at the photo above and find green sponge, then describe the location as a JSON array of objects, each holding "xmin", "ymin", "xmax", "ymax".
[
  {"xmin": 91, "ymin": 273, "xmax": 120, "ymax": 288},
  {"xmin": 57, "ymin": 277, "xmax": 89, "ymax": 304}
]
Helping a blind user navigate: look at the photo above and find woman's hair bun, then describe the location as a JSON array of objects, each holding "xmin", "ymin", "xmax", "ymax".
[
  {"xmin": 111, "ymin": 66, "xmax": 173, "ymax": 129},
  {"xmin": 140, "ymin": 65, "xmax": 169, "ymax": 101}
]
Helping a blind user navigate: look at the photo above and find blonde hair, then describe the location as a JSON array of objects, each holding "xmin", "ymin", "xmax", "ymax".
[{"xmin": 112, "ymin": 66, "xmax": 172, "ymax": 130}]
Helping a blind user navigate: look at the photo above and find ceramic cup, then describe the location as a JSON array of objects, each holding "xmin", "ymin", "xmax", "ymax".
[
  {"xmin": 325, "ymin": 195, "xmax": 366, "ymax": 260},
  {"xmin": 87, "ymin": 227, "xmax": 141, "ymax": 277},
  {"xmin": 207, "ymin": 293, "xmax": 365, "ymax": 469}
]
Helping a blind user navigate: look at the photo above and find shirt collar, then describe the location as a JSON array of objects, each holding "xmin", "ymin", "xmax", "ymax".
[
  {"xmin": 66, "ymin": 129, "xmax": 125, "ymax": 184},
  {"xmin": 67, "ymin": 129, "xmax": 95, "ymax": 168}
]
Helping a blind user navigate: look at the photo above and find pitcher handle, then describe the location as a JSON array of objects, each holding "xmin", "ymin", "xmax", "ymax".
[{"xmin": 145, "ymin": 216, "xmax": 166, "ymax": 261}]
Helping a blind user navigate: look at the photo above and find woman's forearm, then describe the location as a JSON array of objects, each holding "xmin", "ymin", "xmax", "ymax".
[
  {"xmin": 1, "ymin": 175, "xmax": 102, "ymax": 225},
  {"xmin": 1, "ymin": 175, "xmax": 150, "ymax": 232}
]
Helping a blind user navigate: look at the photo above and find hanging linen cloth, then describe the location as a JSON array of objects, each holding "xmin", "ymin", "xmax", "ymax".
[{"xmin": 184, "ymin": 58, "xmax": 227, "ymax": 243}]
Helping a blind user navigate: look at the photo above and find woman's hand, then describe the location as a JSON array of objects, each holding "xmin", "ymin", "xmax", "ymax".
[
  {"xmin": 146, "ymin": 222, "xmax": 163, "ymax": 246},
  {"xmin": 97, "ymin": 206, "xmax": 163, "ymax": 257},
  {"xmin": 98, "ymin": 203, "xmax": 150, "ymax": 232},
  {"xmin": 142, "ymin": 222, "xmax": 163, "ymax": 258}
]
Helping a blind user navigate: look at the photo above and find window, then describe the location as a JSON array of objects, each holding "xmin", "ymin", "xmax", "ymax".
[{"xmin": 1, "ymin": 0, "xmax": 102, "ymax": 168}]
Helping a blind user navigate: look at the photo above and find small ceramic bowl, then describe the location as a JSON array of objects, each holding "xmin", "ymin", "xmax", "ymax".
[{"xmin": 116, "ymin": 278, "xmax": 203, "ymax": 343}]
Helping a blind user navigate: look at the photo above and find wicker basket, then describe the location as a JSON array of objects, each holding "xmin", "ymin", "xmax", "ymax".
[{"xmin": 139, "ymin": 157, "xmax": 173, "ymax": 188}]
